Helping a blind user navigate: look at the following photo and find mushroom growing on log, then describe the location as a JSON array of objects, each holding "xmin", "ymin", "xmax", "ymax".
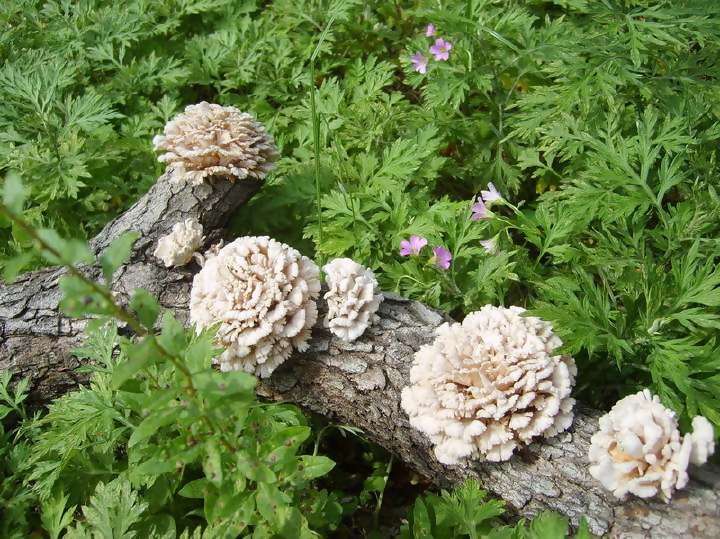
[{"xmin": 1, "ymin": 171, "xmax": 719, "ymax": 538}]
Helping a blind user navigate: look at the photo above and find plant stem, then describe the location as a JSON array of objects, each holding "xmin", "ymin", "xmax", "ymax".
[
  {"xmin": 373, "ymin": 454, "xmax": 394, "ymax": 530},
  {"xmin": 308, "ymin": 13, "xmax": 338, "ymax": 260},
  {"xmin": 0, "ymin": 204, "xmax": 237, "ymax": 453}
]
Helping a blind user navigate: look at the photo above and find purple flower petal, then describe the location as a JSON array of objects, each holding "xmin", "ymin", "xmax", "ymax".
[
  {"xmin": 400, "ymin": 235, "xmax": 427, "ymax": 256},
  {"xmin": 471, "ymin": 197, "xmax": 489, "ymax": 221},
  {"xmin": 429, "ymin": 38, "xmax": 452, "ymax": 61},
  {"xmin": 425, "ymin": 23, "xmax": 436, "ymax": 37},
  {"xmin": 409, "ymin": 235, "xmax": 428, "ymax": 253},
  {"xmin": 433, "ymin": 246, "xmax": 452, "ymax": 270},
  {"xmin": 410, "ymin": 52, "xmax": 428, "ymax": 74},
  {"xmin": 481, "ymin": 182, "xmax": 503, "ymax": 204}
]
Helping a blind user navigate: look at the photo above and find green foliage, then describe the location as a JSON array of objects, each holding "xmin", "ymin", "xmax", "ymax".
[
  {"xmin": 8, "ymin": 318, "xmax": 344, "ymax": 537},
  {"xmin": 400, "ymin": 480, "xmax": 593, "ymax": 539},
  {"xmin": 3, "ymin": 0, "xmax": 720, "ymax": 534},
  {"xmin": 0, "ymin": 185, "xmax": 345, "ymax": 537}
]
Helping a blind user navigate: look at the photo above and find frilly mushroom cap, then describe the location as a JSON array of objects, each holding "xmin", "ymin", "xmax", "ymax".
[
  {"xmin": 588, "ymin": 389, "xmax": 715, "ymax": 501},
  {"xmin": 401, "ymin": 305, "xmax": 576, "ymax": 465},
  {"xmin": 153, "ymin": 218, "xmax": 204, "ymax": 267},
  {"xmin": 189, "ymin": 236, "xmax": 321, "ymax": 378},
  {"xmin": 152, "ymin": 102, "xmax": 279, "ymax": 185},
  {"xmin": 322, "ymin": 258, "xmax": 383, "ymax": 342},
  {"xmin": 689, "ymin": 416, "xmax": 715, "ymax": 465}
]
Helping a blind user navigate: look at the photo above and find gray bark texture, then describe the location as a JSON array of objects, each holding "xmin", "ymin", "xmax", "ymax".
[
  {"xmin": 1, "ymin": 171, "xmax": 718, "ymax": 537},
  {"xmin": 0, "ymin": 170, "xmax": 261, "ymax": 401}
]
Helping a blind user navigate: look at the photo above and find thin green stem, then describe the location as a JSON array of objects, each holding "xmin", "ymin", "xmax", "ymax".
[
  {"xmin": 0, "ymin": 204, "xmax": 236, "ymax": 453},
  {"xmin": 308, "ymin": 13, "xmax": 339, "ymax": 261},
  {"xmin": 372, "ymin": 455, "xmax": 394, "ymax": 530}
]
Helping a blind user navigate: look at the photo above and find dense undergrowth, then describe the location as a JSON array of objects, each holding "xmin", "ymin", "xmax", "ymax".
[{"xmin": 2, "ymin": 0, "xmax": 720, "ymax": 536}]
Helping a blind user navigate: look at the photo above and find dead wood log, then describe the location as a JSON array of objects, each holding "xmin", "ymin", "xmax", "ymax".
[
  {"xmin": 0, "ymin": 172, "xmax": 718, "ymax": 537},
  {"xmin": 0, "ymin": 170, "xmax": 261, "ymax": 401}
]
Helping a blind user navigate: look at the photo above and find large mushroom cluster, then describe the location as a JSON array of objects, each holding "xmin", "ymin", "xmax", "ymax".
[
  {"xmin": 189, "ymin": 236, "xmax": 320, "ymax": 378},
  {"xmin": 401, "ymin": 305, "xmax": 576, "ymax": 465},
  {"xmin": 153, "ymin": 101, "xmax": 278, "ymax": 185},
  {"xmin": 146, "ymin": 103, "xmax": 717, "ymax": 509}
]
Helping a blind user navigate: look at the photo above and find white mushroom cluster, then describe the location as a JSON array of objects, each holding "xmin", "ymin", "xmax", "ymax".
[
  {"xmin": 588, "ymin": 389, "xmax": 715, "ymax": 501},
  {"xmin": 322, "ymin": 258, "xmax": 383, "ymax": 342},
  {"xmin": 153, "ymin": 102, "xmax": 279, "ymax": 185},
  {"xmin": 401, "ymin": 305, "xmax": 576, "ymax": 465},
  {"xmin": 189, "ymin": 236, "xmax": 320, "ymax": 378},
  {"xmin": 153, "ymin": 218, "xmax": 204, "ymax": 268}
]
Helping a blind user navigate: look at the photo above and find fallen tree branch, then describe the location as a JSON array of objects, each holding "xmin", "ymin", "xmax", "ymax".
[
  {"xmin": 260, "ymin": 296, "xmax": 720, "ymax": 537},
  {"xmin": 1, "ymin": 173, "xmax": 718, "ymax": 537},
  {"xmin": 0, "ymin": 170, "xmax": 261, "ymax": 401}
]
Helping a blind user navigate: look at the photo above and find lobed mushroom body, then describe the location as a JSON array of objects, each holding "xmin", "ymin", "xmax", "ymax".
[
  {"xmin": 189, "ymin": 236, "xmax": 320, "ymax": 378},
  {"xmin": 153, "ymin": 218, "xmax": 204, "ymax": 268},
  {"xmin": 322, "ymin": 258, "xmax": 383, "ymax": 342},
  {"xmin": 401, "ymin": 305, "xmax": 576, "ymax": 465},
  {"xmin": 588, "ymin": 389, "xmax": 715, "ymax": 501},
  {"xmin": 153, "ymin": 102, "xmax": 279, "ymax": 185}
]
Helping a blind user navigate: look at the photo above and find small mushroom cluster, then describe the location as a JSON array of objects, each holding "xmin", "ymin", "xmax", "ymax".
[
  {"xmin": 401, "ymin": 305, "xmax": 576, "ymax": 465},
  {"xmin": 588, "ymin": 389, "xmax": 715, "ymax": 501},
  {"xmin": 153, "ymin": 218, "xmax": 204, "ymax": 268},
  {"xmin": 189, "ymin": 236, "xmax": 320, "ymax": 378},
  {"xmin": 322, "ymin": 258, "xmax": 383, "ymax": 342}
]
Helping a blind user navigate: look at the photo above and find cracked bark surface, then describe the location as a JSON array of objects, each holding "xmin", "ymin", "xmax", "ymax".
[
  {"xmin": 0, "ymin": 169, "xmax": 261, "ymax": 402},
  {"xmin": 1, "ymin": 172, "xmax": 718, "ymax": 537}
]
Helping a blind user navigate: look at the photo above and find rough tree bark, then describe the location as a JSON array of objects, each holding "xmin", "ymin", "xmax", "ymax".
[
  {"xmin": 0, "ymin": 170, "xmax": 261, "ymax": 401},
  {"xmin": 1, "ymin": 172, "xmax": 718, "ymax": 537}
]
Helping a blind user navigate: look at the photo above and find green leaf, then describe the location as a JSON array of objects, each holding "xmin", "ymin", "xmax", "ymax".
[
  {"xmin": 2, "ymin": 252, "xmax": 34, "ymax": 283},
  {"xmin": 297, "ymin": 455, "xmax": 335, "ymax": 480},
  {"xmin": 527, "ymin": 511, "xmax": 570, "ymax": 539},
  {"xmin": 112, "ymin": 337, "xmax": 161, "ymax": 389},
  {"xmin": 157, "ymin": 312, "xmax": 187, "ymax": 356},
  {"xmin": 128, "ymin": 405, "xmax": 181, "ymax": 448},
  {"xmin": 100, "ymin": 231, "xmax": 140, "ymax": 283},
  {"xmin": 37, "ymin": 229, "xmax": 93, "ymax": 266},
  {"xmin": 130, "ymin": 289, "xmax": 160, "ymax": 329},
  {"xmin": 236, "ymin": 453, "xmax": 277, "ymax": 483},
  {"xmin": 410, "ymin": 498, "xmax": 433, "ymax": 539},
  {"xmin": 256, "ymin": 483, "xmax": 289, "ymax": 526},
  {"xmin": 40, "ymin": 491, "xmax": 76, "ymax": 539},
  {"xmin": 178, "ymin": 479, "xmax": 212, "ymax": 499},
  {"xmin": 59, "ymin": 275, "xmax": 114, "ymax": 317},
  {"xmin": 203, "ymin": 441, "xmax": 223, "ymax": 487},
  {"xmin": 574, "ymin": 517, "xmax": 594, "ymax": 539},
  {"xmin": 2, "ymin": 171, "xmax": 28, "ymax": 214},
  {"xmin": 79, "ymin": 478, "xmax": 148, "ymax": 539},
  {"xmin": 193, "ymin": 370, "xmax": 256, "ymax": 402}
]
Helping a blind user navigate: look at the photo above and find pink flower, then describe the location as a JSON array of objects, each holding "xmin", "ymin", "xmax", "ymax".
[
  {"xmin": 481, "ymin": 182, "xmax": 503, "ymax": 204},
  {"xmin": 429, "ymin": 38, "xmax": 452, "ymax": 61},
  {"xmin": 480, "ymin": 237, "xmax": 498, "ymax": 255},
  {"xmin": 410, "ymin": 52, "xmax": 428, "ymax": 74},
  {"xmin": 425, "ymin": 23, "xmax": 436, "ymax": 37},
  {"xmin": 400, "ymin": 235, "xmax": 428, "ymax": 256},
  {"xmin": 471, "ymin": 197, "xmax": 489, "ymax": 221},
  {"xmin": 432, "ymin": 246, "xmax": 452, "ymax": 270}
]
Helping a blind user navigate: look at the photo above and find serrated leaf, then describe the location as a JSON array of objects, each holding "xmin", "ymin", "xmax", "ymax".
[
  {"xmin": 130, "ymin": 289, "xmax": 160, "ymax": 329},
  {"xmin": 112, "ymin": 338, "xmax": 161, "ymax": 389},
  {"xmin": 100, "ymin": 231, "xmax": 140, "ymax": 283}
]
